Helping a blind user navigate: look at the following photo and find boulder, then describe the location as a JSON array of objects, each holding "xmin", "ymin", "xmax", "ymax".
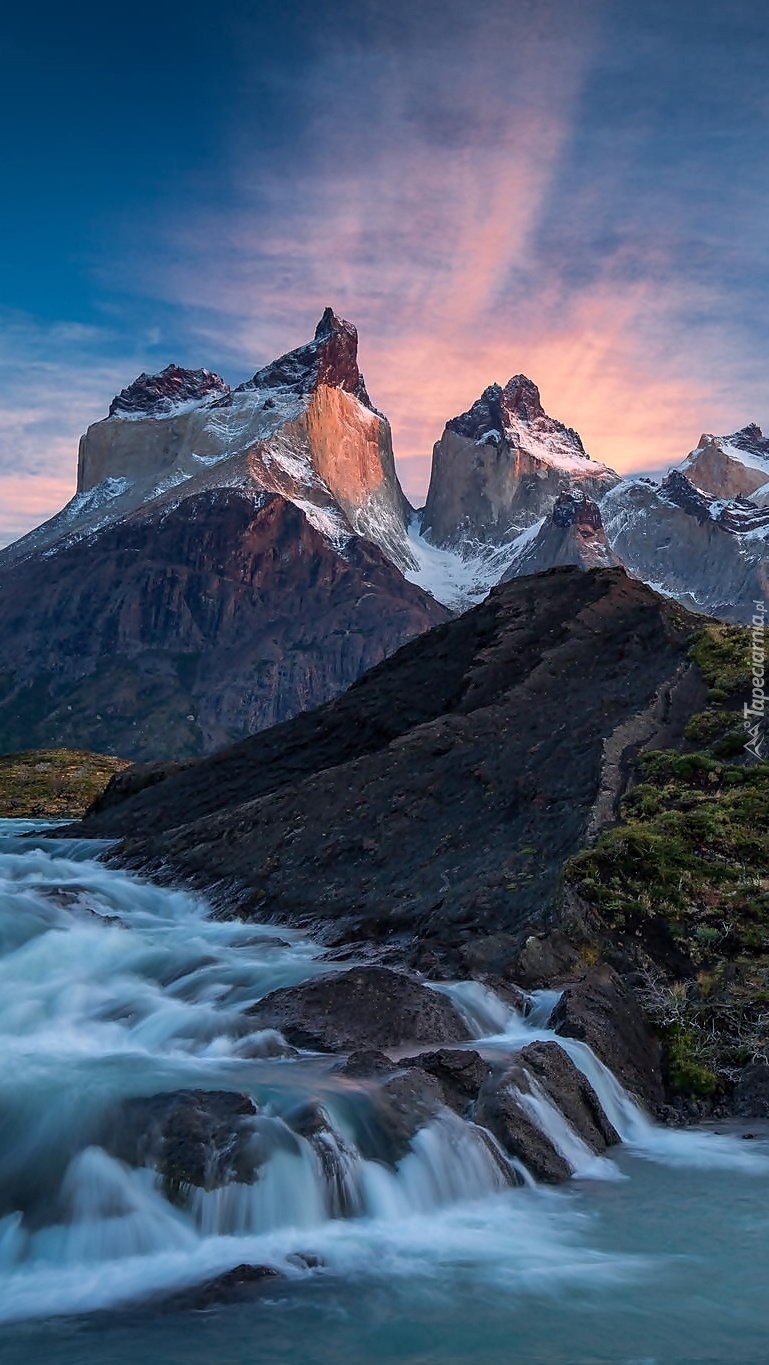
[
  {"xmin": 476, "ymin": 1079, "xmax": 572, "ymax": 1184},
  {"xmin": 511, "ymin": 930, "xmax": 584, "ymax": 989},
  {"xmin": 247, "ymin": 966, "xmax": 471, "ymax": 1052},
  {"xmin": 159, "ymin": 1263, "xmax": 282, "ymax": 1311},
  {"xmin": 551, "ymin": 964, "xmax": 663, "ymax": 1106},
  {"xmin": 103, "ymin": 1089, "xmax": 258, "ymax": 1200},
  {"xmin": 400, "ymin": 1048, "xmax": 492, "ymax": 1117},
  {"xmin": 518, "ymin": 1041, "xmax": 619, "ymax": 1149},
  {"xmin": 333, "ymin": 1052, "xmax": 447, "ymax": 1164},
  {"xmin": 475, "ymin": 1041, "xmax": 618, "ymax": 1183}
]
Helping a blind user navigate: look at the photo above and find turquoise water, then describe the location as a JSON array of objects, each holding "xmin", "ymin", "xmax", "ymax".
[{"xmin": 0, "ymin": 820, "xmax": 767, "ymax": 1364}]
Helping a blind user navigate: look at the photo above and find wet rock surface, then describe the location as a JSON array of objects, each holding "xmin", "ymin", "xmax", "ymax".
[
  {"xmin": 247, "ymin": 966, "xmax": 471, "ymax": 1053},
  {"xmin": 103, "ymin": 1090, "xmax": 259, "ymax": 1198},
  {"xmin": 475, "ymin": 1041, "xmax": 618, "ymax": 1182},
  {"xmin": 400, "ymin": 1048, "xmax": 493, "ymax": 1117},
  {"xmin": 552, "ymin": 965, "xmax": 664, "ymax": 1107}
]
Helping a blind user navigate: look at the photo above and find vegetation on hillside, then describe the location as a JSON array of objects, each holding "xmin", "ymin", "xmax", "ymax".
[
  {"xmin": 566, "ymin": 622, "xmax": 769, "ymax": 1099},
  {"xmin": 0, "ymin": 748, "xmax": 130, "ymax": 819}
]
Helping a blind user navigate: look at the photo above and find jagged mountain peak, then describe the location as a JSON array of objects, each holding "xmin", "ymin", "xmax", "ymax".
[
  {"xmin": 499, "ymin": 487, "xmax": 619, "ymax": 581},
  {"xmin": 446, "ymin": 373, "xmax": 587, "ymax": 458},
  {"xmin": 239, "ymin": 307, "xmax": 373, "ymax": 410},
  {"xmin": 551, "ymin": 488, "xmax": 604, "ymax": 531},
  {"xmin": 108, "ymin": 364, "xmax": 231, "ymax": 418}
]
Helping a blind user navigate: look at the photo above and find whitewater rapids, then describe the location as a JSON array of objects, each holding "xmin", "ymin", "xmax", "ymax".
[{"xmin": 0, "ymin": 819, "xmax": 767, "ymax": 1331}]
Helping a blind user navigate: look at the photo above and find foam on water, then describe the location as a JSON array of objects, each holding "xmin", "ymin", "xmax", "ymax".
[{"xmin": 0, "ymin": 819, "xmax": 767, "ymax": 1329}]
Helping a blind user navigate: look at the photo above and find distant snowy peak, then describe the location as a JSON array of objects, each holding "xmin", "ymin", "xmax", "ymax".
[
  {"xmin": 679, "ymin": 424, "xmax": 769, "ymax": 503},
  {"xmin": 109, "ymin": 364, "xmax": 231, "ymax": 419},
  {"xmin": 238, "ymin": 307, "xmax": 374, "ymax": 411},
  {"xmin": 601, "ymin": 469, "xmax": 769, "ymax": 623}
]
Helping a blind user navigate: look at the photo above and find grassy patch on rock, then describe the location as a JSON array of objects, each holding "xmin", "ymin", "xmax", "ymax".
[
  {"xmin": 566, "ymin": 621, "xmax": 769, "ymax": 1100},
  {"xmin": 0, "ymin": 748, "xmax": 130, "ymax": 818}
]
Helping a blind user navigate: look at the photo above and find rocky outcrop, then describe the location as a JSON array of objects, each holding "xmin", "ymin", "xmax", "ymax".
[
  {"xmin": 103, "ymin": 1090, "xmax": 259, "ymax": 1199},
  {"xmin": 602, "ymin": 470, "xmax": 769, "ymax": 623},
  {"xmin": 85, "ymin": 567, "xmax": 703, "ymax": 974},
  {"xmin": 400, "ymin": 1048, "xmax": 493, "ymax": 1117},
  {"xmin": 552, "ymin": 965, "xmax": 664, "ymax": 1107},
  {"xmin": 475, "ymin": 1041, "xmax": 619, "ymax": 1182},
  {"xmin": 246, "ymin": 966, "xmax": 471, "ymax": 1052},
  {"xmin": 242, "ymin": 306, "xmax": 373, "ymax": 408},
  {"xmin": 0, "ymin": 489, "xmax": 445, "ymax": 760},
  {"xmin": 500, "ymin": 490, "xmax": 621, "ymax": 581},
  {"xmin": 420, "ymin": 376, "xmax": 619, "ymax": 551}
]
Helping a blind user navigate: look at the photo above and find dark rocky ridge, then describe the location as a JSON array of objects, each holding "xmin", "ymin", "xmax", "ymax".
[
  {"xmin": 446, "ymin": 375, "xmax": 587, "ymax": 455},
  {"xmin": 0, "ymin": 489, "xmax": 445, "ymax": 761},
  {"xmin": 109, "ymin": 364, "xmax": 231, "ymax": 417},
  {"xmin": 86, "ymin": 567, "xmax": 706, "ymax": 974}
]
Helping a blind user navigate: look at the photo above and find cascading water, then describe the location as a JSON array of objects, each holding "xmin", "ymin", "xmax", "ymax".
[{"xmin": 1, "ymin": 818, "xmax": 768, "ymax": 1341}]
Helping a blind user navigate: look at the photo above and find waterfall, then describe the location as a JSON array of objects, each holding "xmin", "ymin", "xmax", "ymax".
[{"xmin": 0, "ymin": 818, "xmax": 765, "ymax": 1327}]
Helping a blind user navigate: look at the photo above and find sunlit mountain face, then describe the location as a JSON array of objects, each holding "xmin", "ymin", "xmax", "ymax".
[{"xmin": 1, "ymin": 0, "xmax": 768, "ymax": 547}]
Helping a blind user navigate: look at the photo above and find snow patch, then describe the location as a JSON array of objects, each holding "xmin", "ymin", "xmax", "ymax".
[{"xmin": 404, "ymin": 515, "xmax": 544, "ymax": 611}]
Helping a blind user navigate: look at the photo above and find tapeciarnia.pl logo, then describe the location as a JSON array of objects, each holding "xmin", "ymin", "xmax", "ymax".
[{"xmin": 744, "ymin": 599, "xmax": 767, "ymax": 761}]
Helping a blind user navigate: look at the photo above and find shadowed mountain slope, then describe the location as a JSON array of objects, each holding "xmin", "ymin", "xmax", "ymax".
[{"xmin": 85, "ymin": 567, "xmax": 706, "ymax": 975}]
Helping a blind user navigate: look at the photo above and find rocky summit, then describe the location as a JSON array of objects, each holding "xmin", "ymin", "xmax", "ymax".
[{"xmin": 419, "ymin": 374, "xmax": 619, "ymax": 553}]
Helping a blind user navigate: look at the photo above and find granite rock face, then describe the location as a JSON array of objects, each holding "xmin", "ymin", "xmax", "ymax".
[
  {"xmin": 420, "ymin": 375, "xmax": 619, "ymax": 552},
  {"xmin": 500, "ymin": 490, "xmax": 621, "ymax": 580},
  {"xmin": 679, "ymin": 425, "xmax": 769, "ymax": 503},
  {"xmin": 0, "ymin": 489, "xmax": 445, "ymax": 760}
]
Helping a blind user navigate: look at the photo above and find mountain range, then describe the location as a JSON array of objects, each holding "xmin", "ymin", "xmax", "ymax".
[{"xmin": 1, "ymin": 308, "xmax": 767, "ymax": 759}]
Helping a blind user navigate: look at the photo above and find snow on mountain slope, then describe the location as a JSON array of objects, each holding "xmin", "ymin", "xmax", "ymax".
[
  {"xmin": 0, "ymin": 309, "xmax": 416, "ymax": 574},
  {"xmin": 602, "ymin": 469, "xmax": 769, "ymax": 622},
  {"xmin": 402, "ymin": 513, "xmax": 529, "ymax": 610}
]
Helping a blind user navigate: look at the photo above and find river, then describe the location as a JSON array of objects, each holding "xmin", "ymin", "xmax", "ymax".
[{"xmin": 0, "ymin": 819, "xmax": 767, "ymax": 1364}]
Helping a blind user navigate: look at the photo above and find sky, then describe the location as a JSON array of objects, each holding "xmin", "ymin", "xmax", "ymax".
[{"xmin": 1, "ymin": 0, "xmax": 768, "ymax": 546}]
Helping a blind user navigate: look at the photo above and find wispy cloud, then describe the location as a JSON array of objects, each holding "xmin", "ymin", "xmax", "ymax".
[
  {"xmin": 0, "ymin": 314, "xmax": 158, "ymax": 545},
  {"xmin": 2, "ymin": 0, "xmax": 767, "ymax": 546}
]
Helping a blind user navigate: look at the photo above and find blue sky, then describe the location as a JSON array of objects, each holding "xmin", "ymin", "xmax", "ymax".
[{"xmin": 1, "ymin": 0, "xmax": 768, "ymax": 544}]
